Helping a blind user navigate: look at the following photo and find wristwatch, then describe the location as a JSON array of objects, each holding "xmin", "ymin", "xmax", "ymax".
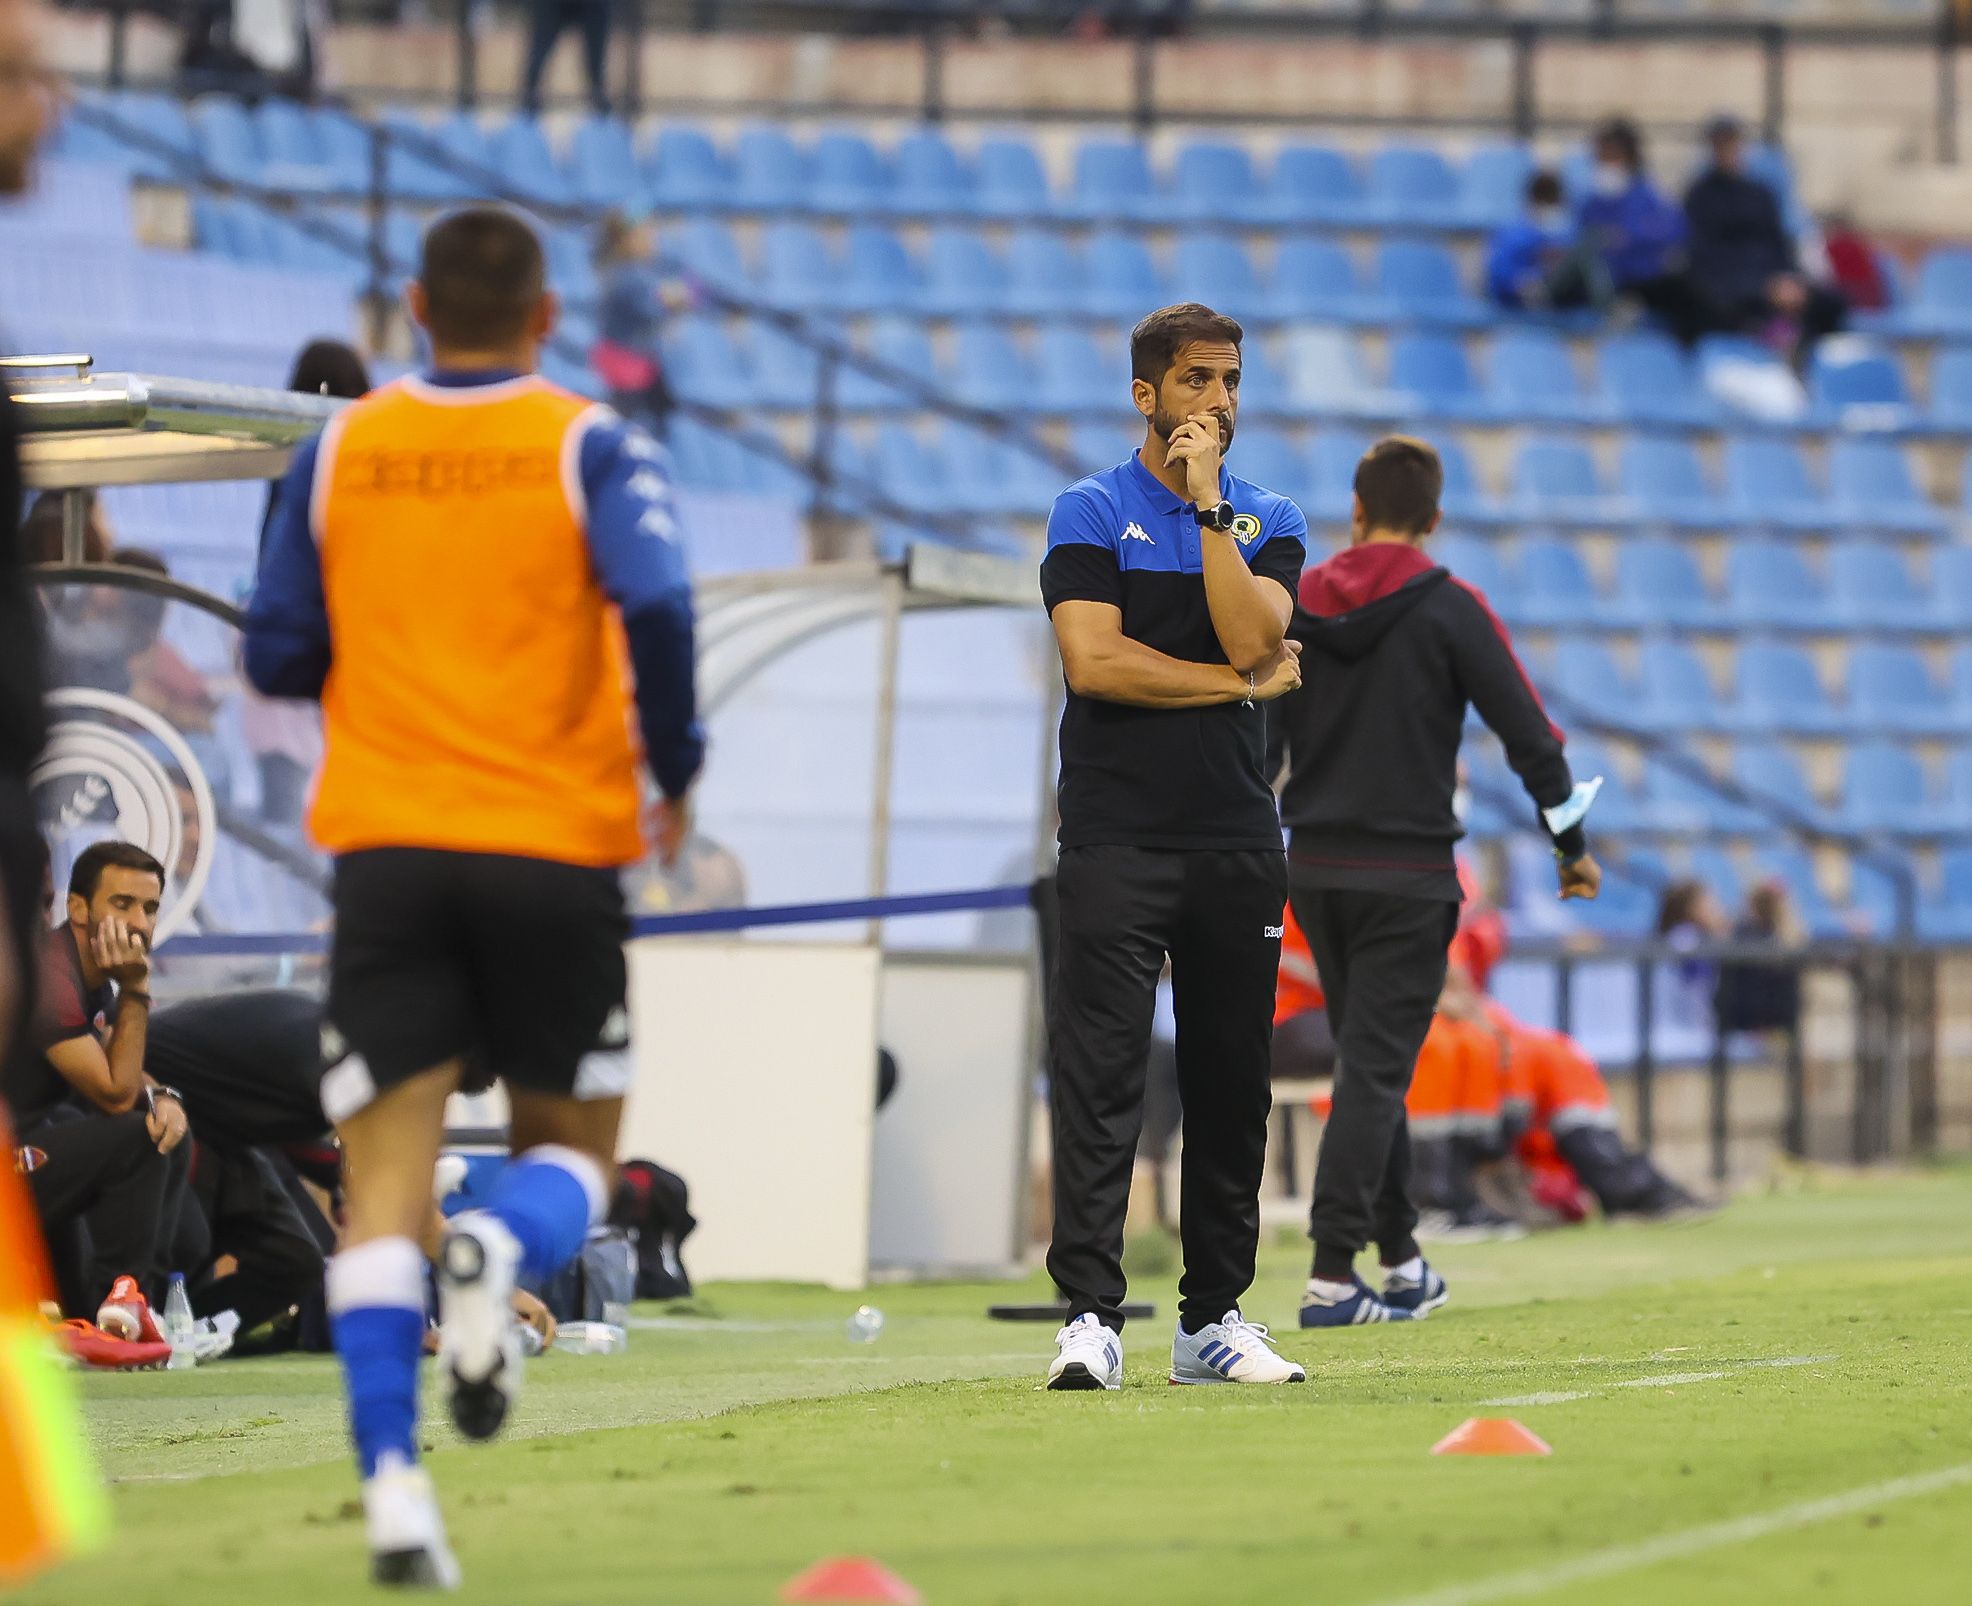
[{"xmin": 1196, "ymin": 500, "xmax": 1236, "ymax": 531}]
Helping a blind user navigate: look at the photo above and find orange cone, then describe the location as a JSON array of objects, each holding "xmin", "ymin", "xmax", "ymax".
[
  {"xmin": 781, "ymin": 1556, "xmax": 923, "ymax": 1604},
  {"xmin": 1431, "ymin": 1418, "xmax": 1552, "ymax": 1457}
]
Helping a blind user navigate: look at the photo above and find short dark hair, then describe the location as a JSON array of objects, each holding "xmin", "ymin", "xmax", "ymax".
[
  {"xmin": 1527, "ymin": 169, "xmax": 1563, "ymax": 207},
  {"xmin": 418, "ymin": 206, "xmax": 548, "ymax": 349},
  {"xmin": 69, "ymin": 840, "xmax": 166, "ymax": 902},
  {"xmin": 1354, "ymin": 436, "xmax": 1443, "ymax": 536},
  {"xmin": 1593, "ymin": 117, "xmax": 1643, "ymax": 171},
  {"xmin": 288, "ymin": 339, "xmax": 371, "ymax": 400},
  {"xmin": 1129, "ymin": 302, "xmax": 1243, "ymax": 386}
]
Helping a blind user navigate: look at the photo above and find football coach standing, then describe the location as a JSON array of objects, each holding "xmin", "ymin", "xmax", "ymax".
[
  {"xmin": 1039, "ymin": 303, "xmax": 1309, "ymax": 1391},
  {"xmin": 1273, "ymin": 436, "xmax": 1602, "ymax": 1329}
]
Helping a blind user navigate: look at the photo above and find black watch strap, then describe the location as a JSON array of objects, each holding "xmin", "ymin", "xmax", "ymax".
[{"xmin": 1197, "ymin": 500, "xmax": 1235, "ymax": 531}]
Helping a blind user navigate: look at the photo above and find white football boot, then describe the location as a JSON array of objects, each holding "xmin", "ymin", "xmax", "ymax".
[
  {"xmin": 364, "ymin": 1452, "xmax": 461, "ymax": 1591},
  {"xmin": 436, "ymin": 1212, "xmax": 523, "ymax": 1441}
]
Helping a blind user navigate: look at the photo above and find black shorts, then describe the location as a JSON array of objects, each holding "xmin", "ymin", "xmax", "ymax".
[{"xmin": 321, "ymin": 848, "xmax": 630, "ymax": 1123}]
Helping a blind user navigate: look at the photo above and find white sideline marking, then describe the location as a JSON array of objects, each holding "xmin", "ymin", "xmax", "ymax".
[
  {"xmin": 1375, "ymin": 1462, "xmax": 1972, "ymax": 1606},
  {"xmin": 1482, "ymin": 1391, "xmax": 1595, "ymax": 1407},
  {"xmin": 1614, "ymin": 1371, "xmax": 1728, "ymax": 1389}
]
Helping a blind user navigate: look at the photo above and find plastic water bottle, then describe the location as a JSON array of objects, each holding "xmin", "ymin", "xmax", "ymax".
[
  {"xmin": 846, "ymin": 1305, "xmax": 884, "ymax": 1345},
  {"xmin": 162, "ymin": 1274, "xmax": 196, "ymax": 1370},
  {"xmin": 557, "ymin": 1321, "xmax": 627, "ymax": 1354}
]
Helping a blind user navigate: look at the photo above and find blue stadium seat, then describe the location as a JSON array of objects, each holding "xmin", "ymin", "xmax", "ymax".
[
  {"xmin": 430, "ymin": 111, "xmax": 494, "ymax": 187},
  {"xmin": 667, "ymin": 416, "xmax": 746, "ymax": 491},
  {"xmin": 747, "ymin": 322, "xmax": 824, "ymax": 411},
  {"xmin": 1618, "ymin": 436, "xmax": 1731, "ymax": 531},
  {"xmin": 252, "ymin": 100, "xmax": 346, "ymax": 191},
  {"xmin": 1263, "ymin": 144, "xmax": 1368, "ymax": 227},
  {"xmin": 488, "ymin": 116, "xmax": 569, "ymax": 204},
  {"xmin": 950, "ymin": 431, "xmax": 1059, "ymax": 520},
  {"xmin": 1456, "ymin": 143, "xmax": 1533, "ymax": 230},
  {"xmin": 1488, "ymin": 329, "xmax": 1598, "ymax": 424},
  {"xmin": 1687, "ymin": 845, "xmax": 1749, "ymax": 907},
  {"xmin": 1268, "ymin": 238, "xmax": 1380, "ymax": 324},
  {"xmin": 1003, "ymin": 228, "xmax": 1082, "ymax": 317},
  {"xmin": 1734, "ymin": 743, "xmax": 1832, "ymax": 834},
  {"xmin": 1170, "ymin": 236, "xmax": 1265, "ymax": 324},
  {"xmin": 667, "ymin": 218, "xmax": 748, "ymax": 296},
  {"xmin": 889, "ymin": 129, "xmax": 971, "ymax": 216},
  {"xmin": 1171, "ymin": 141, "xmax": 1265, "ymax": 224},
  {"xmin": 837, "ymin": 319, "xmax": 936, "ymax": 412},
  {"xmin": 1730, "ymin": 642, "xmax": 1844, "ymax": 734},
  {"xmin": 190, "ymin": 98, "xmax": 261, "ymax": 185},
  {"xmin": 1637, "ymin": 757, "xmax": 1742, "ymax": 835},
  {"xmin": 661, "ymin": 319, "xmax": 755, "ymax": 412},
  {"xmin": 1375, "ymin": 240, "xmax": 1485, "ymax": 328},
  {"xmin": 1066, "ymin": 139, "xmax": 1161, "ymax": 222},
  {"xmin": 839, "ymin": 223, "xmax": 919, "ymax": 313},
  {"xmin": 543, "ymin": 226, "xmax": 597, "ymax": 307},
  {"xmin": 1233, "ymin": 337, "xmax": 1295, "ymax": 420},
  {"xmin": 1230, "ymin": 429, "xmax": 1308, "ymax": 510},
  {"xmin": 1826, "ymin": 439, "xmax": 1947, "ymax": 538},
  {"xmin": 1388, "ymin": 333, "xmax": 1484, "ymax": 418},
  {"xmin": 1561, "ymin": 740, "xmax": 1641, "ymax": 835},
  {"xmin": 1516, "ymin": 539, "xmax": 1605, "ymax": 628},
  {"xmin": 1037, "ymin": 328, "xmax": 1125, "ymax": 416},
  {"xmin": 1934, "ymin": 546, "xmax": 1972, "ymax": 633},
  {"xmin": 647, "ymin": 125, "xmax": 726, "ymax": 210},
  {"xmin": 1431, "ymin": 535, "xmax": 1515, "ymax": 612},
  {"xmin": 974, "ymin": 137, "xmax": 1054, "ymax": 220},
  {"xmin": 1919, "ymin": 848, "xmax": 1972, "ymax": 942},
  {"xmin": 874, "ymin": 423, "xmax": 959, "ymax": 517},
  {"xmin": 1811, "ymin": 343, "xmax": 1915, "ymax": 430},
  {"xmin": 1723, "ymin": 437, "xmax": 1830, "ymax": 533},
  {"xmin": 1598, "ymin": 332, "xmax": 1717, "ymax": 429},
  {"xmin": 732, "ymin": 126, "xmax": 807, "ymax": 211},
  {"xmin": 1081, "ymin": 230, "xmax": 1170, "ymax": 321},
  {"xmin": 1844, "ymin": 642, "xmax": 1961, "ymax": 736},
  {"xmin": 1609, "ymin": 539, "xmax": 1717, "ymax": 630},
  {"xmin": 1305, "ymin": 429, "xmax": 1374, "ymax": 512},
  {"xmin": 757, "ymin": 221, "xmax": 839, "ymax": 311},
  {"xmin": 916, "ymin": 226, "xmax": 1006, "ymax": 317},
  {"xmin": 1838, "ymin": 741, "xmax": 1947, "ymax": 837},
  {"xmin": 1365, "ymin": 144, "xmax": 1461, "ymax": 228},
  {"xmin": 1636, "ymin": 638, "xmax": 1726, "ymax": 733},
  {"xmin": 1548, "ymin": 638, "xmax": 1633, "ymax": 715},
  {"xmin": 1721, "ymin": 542, "xmax": 1833, "ymax": 632},
  {"xmin": 1927, "ymin": 346, "xmax": 1972, "ymax": 432},
  {"xmin": 1435, "ymin": 437, "xmax": 1504, "ymax": 527},
  {"xmin": 947, "ymin": 322, "xmax": 1026, "ymax": 413},
  {"xmin": 104, "ymin": 92, "xmax": 198, "ymax": 184},
  {"xmin": 1891, "ymin": 247, "xmax": 1972, "ymax": 339},
  {"xmin": 810, "ymin": 130, "xmax": 889, "ymax": 214},
  {"xmin": 568, "ymin": 116, "xmax": 642, "ymax": 208},
  {"xmin": 1509, "ymin": 438, "xmax": 1618, "ymax": 525},
  {"xmin": 1275, "ymin": 326, "xmax": 1374, "ymax": 420},
  {"xmin": 1825, "ymin": 545, "xmax": 1936, "ymax": 634},
  {"xmin": 378, "ymin": 109, "xmax": 465, "ymax": 200},
  {"xmin": 1069, "ymin": 423, "xmax": 1137, "ymax": 474}
]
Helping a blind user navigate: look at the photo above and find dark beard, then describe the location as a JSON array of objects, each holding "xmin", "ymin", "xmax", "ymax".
[{"xmin": 1151, "ymin": 408, "xmax": 1235, "ymax": 454}]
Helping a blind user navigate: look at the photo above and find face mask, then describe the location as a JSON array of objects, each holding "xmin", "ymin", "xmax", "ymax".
[
  {"xmin": 1452, "ymin": 785, "xmax": 1472, "ymax": 827},
  {"xmin": 1592, "ymin": 163, "xmax": 1629, "ymax": 197},
  {"xmin": 1532, "ymin": 206, "xmax": 1566, "ymax": 234}
]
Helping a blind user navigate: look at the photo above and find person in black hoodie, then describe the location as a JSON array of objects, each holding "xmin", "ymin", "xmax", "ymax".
[
  {"xmin": 1273, "ymin": 437, "xmax": 1602, "ymax": 1327},
  {"xmin": 1, "ymin": 0, "xmax": 60, "ymax": 1067}
]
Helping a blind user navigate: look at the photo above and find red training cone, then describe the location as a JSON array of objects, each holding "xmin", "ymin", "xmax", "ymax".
[
  {"xmin": 1430, "ymin": 1418, "xmax": 1552, "ymax": 1457},
  {"xmin": 780, "ymin": 1556, "xmax": 923, "ymax": 1604}
]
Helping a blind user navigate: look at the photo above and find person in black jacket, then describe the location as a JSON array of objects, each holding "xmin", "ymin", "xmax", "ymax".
[
  {"xmin": 0, "ymin": 0, "xmax": 59, "ymax": 1067},
  {"xmin": 1273, "ymin": 437, "xmax": 1602, "ymax": 1327},
  {"xmin": 1684, "ymin": 114, "xmax": 1844, "ymax": 362}
]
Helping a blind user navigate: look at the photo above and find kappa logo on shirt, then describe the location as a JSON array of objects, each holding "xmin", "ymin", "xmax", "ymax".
[
  {"xmin": 1121, "ymin": 522, "xmax": 1154, "ymax": 544},
  {"xmin": 1264, "ymin": 924, "xmax": 1285, "ymax": 940}
]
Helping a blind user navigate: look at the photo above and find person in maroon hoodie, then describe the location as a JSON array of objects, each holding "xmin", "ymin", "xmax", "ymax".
[{"xmin": 1272, "ymin": 437, "xmax": 1603, "ymax": 1328}]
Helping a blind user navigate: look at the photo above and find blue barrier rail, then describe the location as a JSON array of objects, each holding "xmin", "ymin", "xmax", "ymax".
[{"xmin": 156, "ymin": 883, "xmax": 1036, "ymax": 956}]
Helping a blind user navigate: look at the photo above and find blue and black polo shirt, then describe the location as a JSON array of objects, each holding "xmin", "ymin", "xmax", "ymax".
[{"xmin": 1040, "ymin": 451, "xmax": 1309, "ymax": 850}]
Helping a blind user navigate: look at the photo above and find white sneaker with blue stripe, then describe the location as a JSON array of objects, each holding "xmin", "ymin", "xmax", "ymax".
[
  {"xmin": 1046, "ymin": 1313, "xmax": 1123, "ymax": 1391},
  {"xmin": 1382, "ymin": 1260, "xmax": 1450, "ymax": 1318},
  {"xmin": 1170, "ymin": 1311, "xmax": 1307, "ymax": 1385}
]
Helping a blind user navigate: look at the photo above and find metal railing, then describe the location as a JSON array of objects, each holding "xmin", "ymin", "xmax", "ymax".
[{"xmin": 82, "ymin": 0, "xmax": 1970, "ymax": 159}]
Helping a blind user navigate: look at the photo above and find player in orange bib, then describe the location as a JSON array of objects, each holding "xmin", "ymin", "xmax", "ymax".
[{"xmin": 246, "ymin": 206, "xmax": 703, "ymax": 1590}]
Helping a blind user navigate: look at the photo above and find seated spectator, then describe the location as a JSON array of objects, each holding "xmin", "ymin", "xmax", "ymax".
[
  {"xmin": 1715, "ymin": 877, "xmax": 1804, "ymax": 1035},
  {"xmin": 1685, "ymin": 113, "xmax": 1845, "ymax": 362},
  {"xmin": 1576, "ymin": 117, "xmax": 1709, "ymax": 345},
  {"xmin": 1819, "ymin": 210, "xmax": 1890, "ymax": 315},
  {"xmin": 590, "ymin": 211, "xmax": 695, "ymax": 439},
  {"xmin": 1486, "ymin": 170, "xmax": 1601, "ymax": 312},
  {"xmin": 4, "ymin": 841, "xmax": 188, "ymax": 1314},
  {"xmin": 1656, "ymin": 875, "xmax": 1730, "ymax": 1034}
]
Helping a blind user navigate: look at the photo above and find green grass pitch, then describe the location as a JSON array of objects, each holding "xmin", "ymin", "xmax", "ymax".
[{"xmin": 23, "ymin": 1167, "xmax": 1972, "ymax": 1603}]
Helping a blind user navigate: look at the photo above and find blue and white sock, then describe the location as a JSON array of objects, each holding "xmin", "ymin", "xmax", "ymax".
[
  {"xmin": 481, "ymin": 1144, "xmax": 608, "ymax": 1282},
  {"xmin": 327, "ymin": 1236, "xmax": 429, "ymax": 1480}
]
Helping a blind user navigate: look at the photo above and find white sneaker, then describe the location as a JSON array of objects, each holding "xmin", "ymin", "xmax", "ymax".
[
  {"xmin": 436, "ymin": 1213, "xmax": 523, "ymax": 1442},
  {"xmin": 364, "ymin": 1453, "xmax": 461, "ymax": 1591},
  {"xmin": 1046, "ymin": 1312, "xmax": 1123, "ymax": 1391},
  {"xmin": 1170, "ymin": 1310, "xmax": 1307, "ymax": 1385}
]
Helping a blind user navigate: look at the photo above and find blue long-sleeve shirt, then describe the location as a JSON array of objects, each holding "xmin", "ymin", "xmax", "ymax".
[
  {"xmin": 244, "ymin": 369, "xmax": 705, "ymax": 803},
  {"xmin": 1575, "ymin": 178, "xmax": 1687, "ymax": 289}
]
